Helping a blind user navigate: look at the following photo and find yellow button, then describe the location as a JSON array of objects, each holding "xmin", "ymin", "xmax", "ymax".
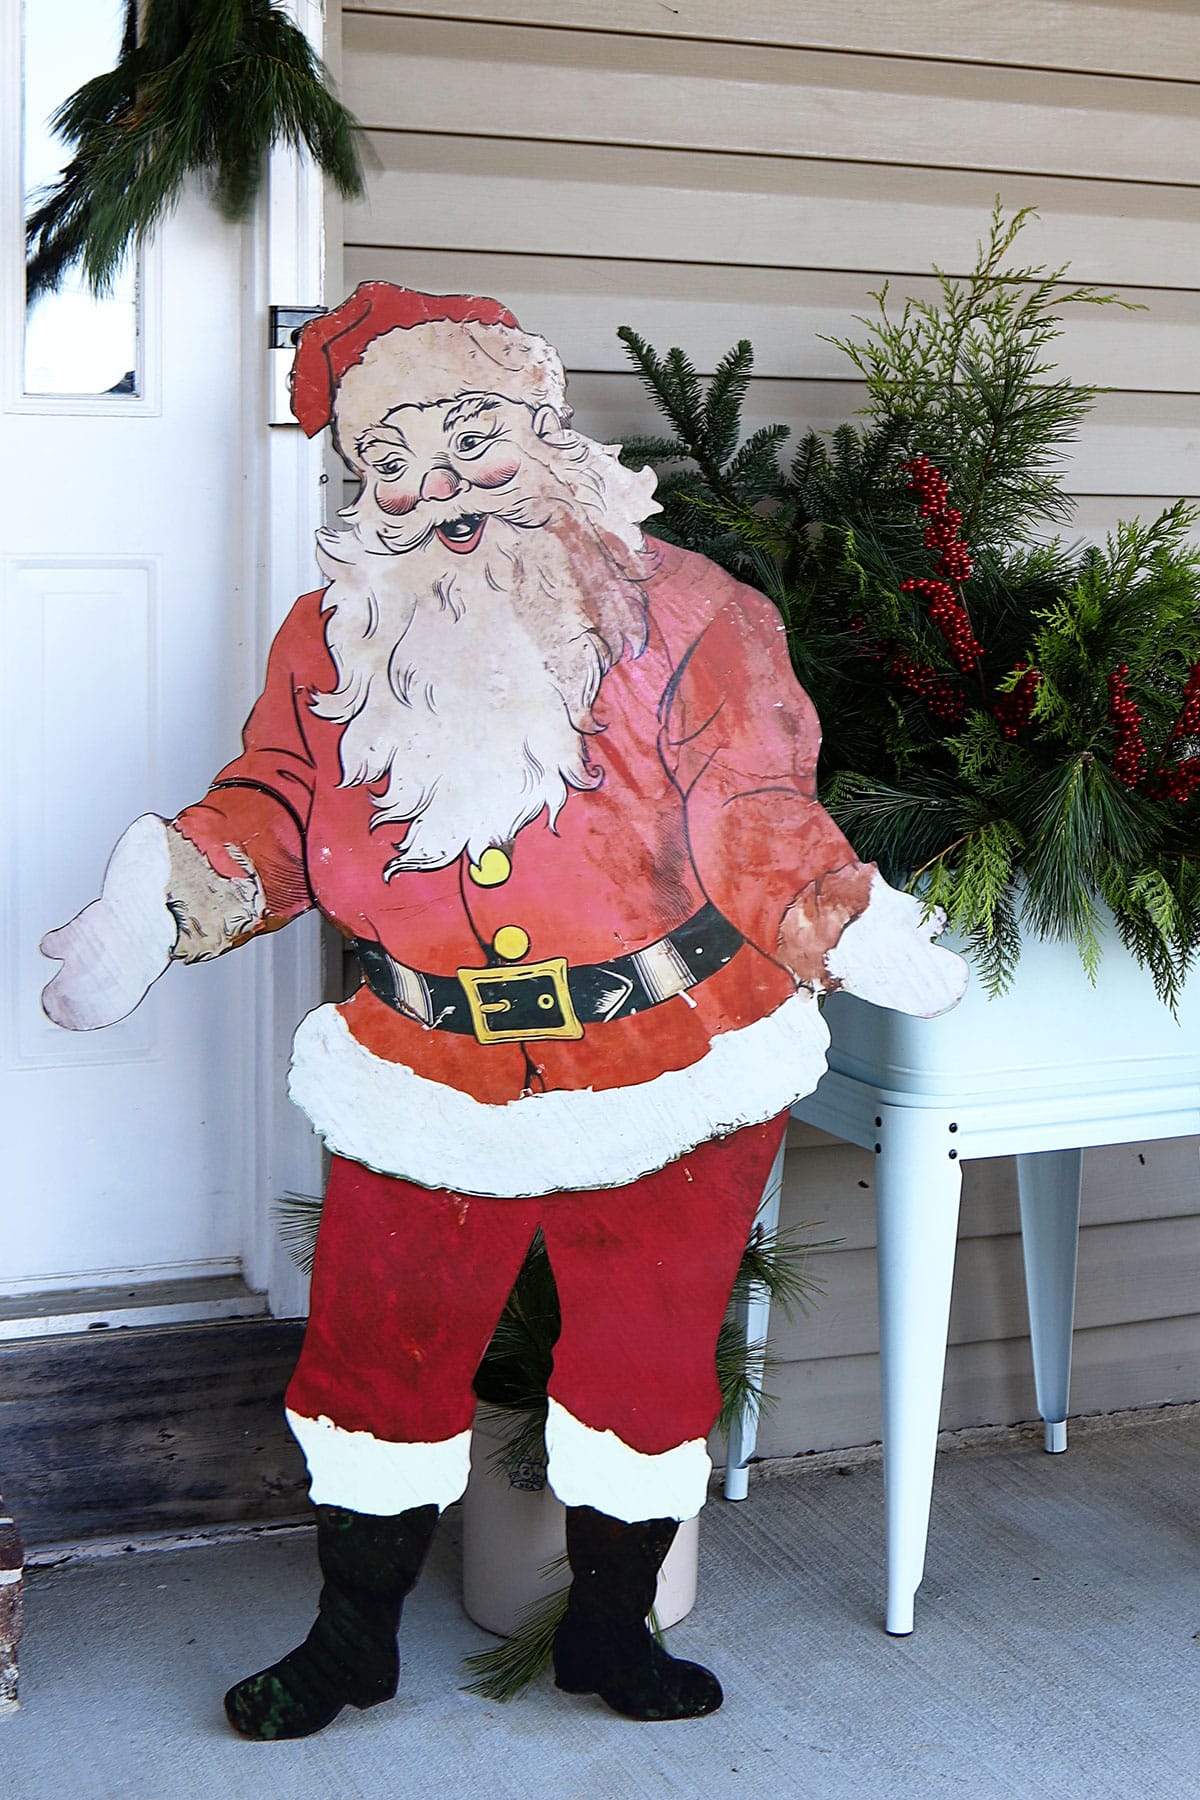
[
  {"xmin": 468, "ymin": 847, "xmax": 511, "ymax": 887},
  {"xmin": 493, "ymin": 925, "xmax": 530, "ymax": 962}
]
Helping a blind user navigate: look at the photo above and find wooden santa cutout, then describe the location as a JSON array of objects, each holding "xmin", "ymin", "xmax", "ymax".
[{"xmin": 42, "ymin": 285, "xmax": 965, "ymax": 1738}]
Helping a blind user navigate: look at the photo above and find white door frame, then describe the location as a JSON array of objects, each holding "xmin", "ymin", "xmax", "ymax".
[{"xmin": 240, "ymin": 0, "xmax": 333, "ymax": 1318}]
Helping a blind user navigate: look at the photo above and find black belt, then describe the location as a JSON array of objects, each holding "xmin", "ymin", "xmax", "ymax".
[{"xmin": 354, "ymin": 902, "xmax": 743, "ymax": 1045}]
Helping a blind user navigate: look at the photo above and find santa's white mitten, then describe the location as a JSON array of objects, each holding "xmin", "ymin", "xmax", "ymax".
[
  {"xmin": 823, "ymin": 871, "xmax": 968, "ymax": 1018},
  {"xmin": 40, "ymin": 814, "xmax": 178, "ymax": 1030}
]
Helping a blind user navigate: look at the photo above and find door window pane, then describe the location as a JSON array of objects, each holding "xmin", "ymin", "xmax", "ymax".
[{"xmin": 23, "ymin": 0, "xmax": 139, "ymax": 397}]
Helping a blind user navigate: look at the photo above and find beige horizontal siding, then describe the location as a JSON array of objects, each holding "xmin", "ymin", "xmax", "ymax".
[
  {"xmin": 349, "ymin": 134, "xmax": 1200, "ymax": 289},
  {"xmin": 758, "ymin": 1317, "xmax": 1200, "ymax": 1459},
  {"xmin": 755, "ymin": 1130, "xmax": 1200, "ymax": 1457},
  {"xmin": 783, "ymin": 1127, "xmax": 1200, "ymax": 1251},
  {"xmin": 779, "ymin": 1221, "xmax": 1200, "ymax": 1362},
  {"xmin": 355, "ymin": 2, "xmax": 1200, "ymax": 83},
  {"xmin": 344, "ymin": 18, "xmax": 1200, "ymax": 184},
  {"xmin": 536, "ymin": 376, "xmax": 1200, "ymax": 499},
  {"xmin": 338, "ymin": 1, "xmax": 1200, "ymax": 1454},
  {"xmin": 344, "ymin": 250, "xmax": 1200, "ymax": 396},
  {"xmin": 344, "ymin": 128, "xmax": 1200, "ymax": 519}
]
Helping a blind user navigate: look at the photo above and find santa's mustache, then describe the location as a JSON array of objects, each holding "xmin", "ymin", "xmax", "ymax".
[{"xmin": 374, "ymin": 492, "xmax": 565, "ymax": 556}]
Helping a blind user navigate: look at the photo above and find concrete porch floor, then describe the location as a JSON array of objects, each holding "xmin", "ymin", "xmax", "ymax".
[{"xmin": 2, "ymin": 1407, "xmax": 1197, "ymax": 1800}]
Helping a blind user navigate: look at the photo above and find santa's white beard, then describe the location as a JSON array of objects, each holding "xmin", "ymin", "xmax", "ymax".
[{"xmin": 311, "ymin": 453, "xmax": 654, "ymax": 874}]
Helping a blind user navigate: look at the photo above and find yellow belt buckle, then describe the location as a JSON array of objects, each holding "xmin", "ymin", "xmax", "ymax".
[{"xmin": 457, "ymin": 957, "xmax": 585, "ymax": 1045}]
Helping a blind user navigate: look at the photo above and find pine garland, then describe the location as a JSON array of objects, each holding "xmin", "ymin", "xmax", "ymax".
[
  {"xmin": 619, "ymin": 205, "xmax": 1200, "ymax": 1006},
  {"xmin": 26, "ymin": 0, "xmax": 363, "ymax": 300}
]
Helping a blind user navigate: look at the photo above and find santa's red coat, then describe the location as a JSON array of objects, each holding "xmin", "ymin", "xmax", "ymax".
[{"xmin": 173, "ymin": 539, "xmax": 868, "ymax": 1197}]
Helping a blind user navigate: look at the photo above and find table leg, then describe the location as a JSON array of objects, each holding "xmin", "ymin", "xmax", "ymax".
[
  {"xmin": 875, "ymin": 1105, "xmax": 963, "ymax": 1636},
  {"xmin": 1016, "ymin": 1148, "xmax": 1083, "ymax": 1454},
  {"xmin": 723, "ymin": 1134, "xmax": 787, "ymax": 1502}
]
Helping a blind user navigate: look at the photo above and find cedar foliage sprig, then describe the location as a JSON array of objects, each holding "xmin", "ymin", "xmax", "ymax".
[
  {"xmin": 619, "ymin": 206, "xmax": 1200, "ymax": 1005},
  {"xmin": 26, "ymin": 0, "xmax": 363, "ymax": 300}
]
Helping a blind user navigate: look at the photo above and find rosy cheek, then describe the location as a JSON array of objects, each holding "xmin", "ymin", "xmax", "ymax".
[
  {"xmin": 375, "ymin": 483, "xmax": 419, "ymax": 515},
  {"xmin": 471, "ymin": 457, "xmax": 521, "ymax": 491}
]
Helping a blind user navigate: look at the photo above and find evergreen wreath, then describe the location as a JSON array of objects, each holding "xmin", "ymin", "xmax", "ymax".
[
  {"xmin": 26, "ymin": 0, "xmax": 363, "ymax": 301},
  {"xmin": 619, "ymin": 205, "xmax": 1200, "ymax": 1007}
]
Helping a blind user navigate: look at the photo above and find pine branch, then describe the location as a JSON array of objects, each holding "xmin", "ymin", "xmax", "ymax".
[
  {"xmin": 460, "ymin": 1574, "xmax": 670, "ymax": 1702},
  {"xmin": 715, "ymin": 1324, "xmax": 776, "ymax": 1436},
  {"xmin": 26, "ymin": 0, "xmax": 364, "ymax": 299},
  {"xmin": 616, "ymin": 327, "xmax": 787, "ymax": 559},
  {"xmin": 274, "ymin": 1191, "xmax": 323, "ymax": 1276},
  {"xmin": 475, "ymin": 1403, "xmax": 549, "ymax": 1482},
  {"xmin": 825, "ymin": 773, "xmax": 967, "ymax": 886},
  {"xmin": 461, "ymin": 1580, "xmax": 570, "ymax": 1701},
  {"xmin": 618, "ymin": 433, "xmax": 689, "ymax": 465},
  {"xmin": 703, "ymin": 340, "xmax": 756, "ymax": 466}
]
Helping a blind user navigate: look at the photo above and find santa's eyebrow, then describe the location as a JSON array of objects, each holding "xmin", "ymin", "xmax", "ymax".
[
  {"xmin": 442, "ymin": 395, "xmax": 501, "ymax": 431},
  {"xmin": 358, "ymin": 425, "xmax": 410, "ymax": 459}
]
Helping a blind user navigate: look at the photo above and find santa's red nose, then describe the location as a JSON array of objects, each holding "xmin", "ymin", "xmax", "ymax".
[{"xmin": 420, "ymin": 466, "xmax": 463, "ymax": 502}]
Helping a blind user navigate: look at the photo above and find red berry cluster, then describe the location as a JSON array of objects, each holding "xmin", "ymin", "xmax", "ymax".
[
  {"xmin": 1147, "ymin": 758, "xmax": 1200, "ymax": 805},
  {"xmin": 898, "ymin": 456, "xmax": 982, "ymax": 674},
  {"xmin": 1108, "ymin": 664, "xmax": 1146, "ymax": 787},
  {"xmin": 1142, "ymin": 660, "xmax": 1200, "ymax": 801},
  {"xmin": 889, "ymin": 653, "xmax": 967, "ymax": 723},
  {"xmin": 902, "ymin": 453, "xmax": 950, "ymax": 515},
  {"xmin": 901, "ymin": 455, "xmax": 974, "ymax": 582},
  {"xmin": 993, "ymin": 663, "xmax": 1042, "ymax": 741},
  {"xmin": 900, "ymin": 577, "xmax": 984, "ymax": 675},
  {"xmin": 1167, "ymin": 660, "xmax": 1200, "ymax": 744}
]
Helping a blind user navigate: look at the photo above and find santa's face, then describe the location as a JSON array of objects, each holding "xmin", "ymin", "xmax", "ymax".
[
  {"xmin": 355, "ymin": 394, "xmax": 561, "ymax": 557},
  {"xmin": 315, "ymin": 391, "xmax": 657, "ymax": 872}
]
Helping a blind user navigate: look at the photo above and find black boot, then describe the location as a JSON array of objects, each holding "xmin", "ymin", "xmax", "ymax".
[
  {"xmin": 224, "ymin": 1502, "xmax": 439, "ymax": 1740},
  {"xmin": 552, "ymin": 1505, "xmax": 723, "ymax": 1721}
]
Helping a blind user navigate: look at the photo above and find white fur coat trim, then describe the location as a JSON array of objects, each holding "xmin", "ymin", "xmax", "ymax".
[{"xmin": 287, "ymin": 988, "xmax": 830, "ymax": 1197}]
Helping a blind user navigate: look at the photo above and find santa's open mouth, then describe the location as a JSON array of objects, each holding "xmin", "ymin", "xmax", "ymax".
[{"xmin": 434, "ymin": 513, "xmax": 486, "ymax": 555}]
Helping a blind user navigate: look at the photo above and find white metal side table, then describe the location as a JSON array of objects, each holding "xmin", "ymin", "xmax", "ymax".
[{"xmin": 726, "ymin": 926, "xmax": 1200, "ymax": 1635}]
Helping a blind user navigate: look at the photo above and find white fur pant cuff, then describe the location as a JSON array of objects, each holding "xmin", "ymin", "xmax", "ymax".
[
  {"xmin": 543, "ymin": 1398, "xmax": 711, "ymax": 1523},
  {"xmin": 286, "ymin": 1409, "xmax": 472, "ymax": 1515}
]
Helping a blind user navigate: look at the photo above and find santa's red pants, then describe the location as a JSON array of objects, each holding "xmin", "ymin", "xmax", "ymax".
[{"xmin": 285, "ymin": 1113, "xmax": 787, "ymax": 1523}]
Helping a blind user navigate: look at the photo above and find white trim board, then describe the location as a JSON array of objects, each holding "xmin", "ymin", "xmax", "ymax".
[{"xmin": 0, "ymin": 1273, "xmax": 267, "ymax": 1342}]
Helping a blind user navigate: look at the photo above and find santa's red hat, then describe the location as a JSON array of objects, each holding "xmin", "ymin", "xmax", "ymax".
[{"xmin": 290, "ymin": 282, "xmax": 568, "ymax": 462}]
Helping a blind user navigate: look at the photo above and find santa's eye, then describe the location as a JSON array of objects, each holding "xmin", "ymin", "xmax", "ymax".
[
  {"xmin": 454, "ymin": 429, "xmax": 501, "ymax": 457},
  {"xmin": 376, "ymin": 458, "xmax": 404, "ymax": 478}
]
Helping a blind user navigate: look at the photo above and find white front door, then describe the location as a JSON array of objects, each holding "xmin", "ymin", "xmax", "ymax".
[{"xmin": 1, "ymin": 0, "xmax": 323, "ymax": 1311}]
